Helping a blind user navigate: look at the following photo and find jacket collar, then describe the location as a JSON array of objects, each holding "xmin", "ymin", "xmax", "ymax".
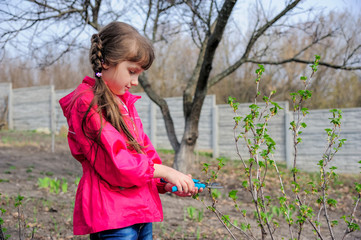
[{"xmin": 83, "ymin": 76, "xmax": 141, "ymax": 106}]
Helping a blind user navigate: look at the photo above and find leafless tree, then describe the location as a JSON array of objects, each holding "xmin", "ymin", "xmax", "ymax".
[{"xmin": 1, "ymin": 0, "xmax": 360, "ymax": 172}]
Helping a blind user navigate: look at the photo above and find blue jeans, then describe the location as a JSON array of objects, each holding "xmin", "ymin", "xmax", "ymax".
[{"xmin": 90, "ymin": 223, "xmax": 152, "ymax": 240}]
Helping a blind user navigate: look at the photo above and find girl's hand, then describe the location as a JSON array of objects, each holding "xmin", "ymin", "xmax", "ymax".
[
  {"xmin": 164, "ymin": 175, "xmax": 204, "ymax": 197},
  {"xmin": 163, "ymin": 171, "xmax": 195, "ymax": 194},
  {"xmin": 153, "ymin": 164, "xmax": 202, "ymax": 195}
]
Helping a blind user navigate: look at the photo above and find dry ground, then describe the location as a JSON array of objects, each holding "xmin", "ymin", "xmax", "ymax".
[{"xmin": 0, "ymin": 130, "xmax": 360, "ymax": 239}]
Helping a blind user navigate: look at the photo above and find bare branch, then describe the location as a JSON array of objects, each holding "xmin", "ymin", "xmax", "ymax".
[
  {"xmin": 245, "ymin": 58, "xmax": 361, "ymax": 71},
  {"xmin": 208, "ymin": 0, "xmax": 302, "ymax": 88}
]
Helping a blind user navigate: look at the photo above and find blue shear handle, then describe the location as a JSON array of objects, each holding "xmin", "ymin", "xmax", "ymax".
[{"xmin": 171, "ymin": 179, "xmax": 206, "ymax": 192}]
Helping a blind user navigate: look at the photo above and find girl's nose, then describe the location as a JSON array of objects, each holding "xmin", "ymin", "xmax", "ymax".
[{"xmin": 131, "ymin": 76, "xmax": 139, "ymax": 86}]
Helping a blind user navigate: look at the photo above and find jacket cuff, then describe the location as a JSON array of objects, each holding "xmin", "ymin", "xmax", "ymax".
[
  {"xmin": 155, "ymin": 178, "xmax": 167, "ymax": 194},
  {"xmin": 146, "ymin": 158, "xmax": 155, "ymax": 180}
]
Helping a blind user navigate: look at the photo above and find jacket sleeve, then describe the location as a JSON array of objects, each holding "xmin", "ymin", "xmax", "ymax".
[
  {"xmin": 136, "ymin": 116, "xmax": 167, "ymax": 193},
  {"xmin": 69, "ymin": 97, "xmax": 155, "ymax": 188}
]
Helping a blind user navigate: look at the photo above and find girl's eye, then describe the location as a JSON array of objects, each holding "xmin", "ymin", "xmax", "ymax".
[{"xmin": 129, "ymin": 70, "xmax": 136, "ymax": 75}]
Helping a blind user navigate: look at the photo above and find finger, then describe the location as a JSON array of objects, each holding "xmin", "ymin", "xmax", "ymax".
[
  {"xmin": 176, "ymin": 183, "xmax": 183, "ymax": 193},
  {"xmin": 187, "ymin": 178, "xmax": 196, "ymax": 193},
  {"xmin": 182, "ymin": 182, "xmax": 189, "ymax": 193}
]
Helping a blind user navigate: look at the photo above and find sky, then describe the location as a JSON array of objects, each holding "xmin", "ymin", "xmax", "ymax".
[
  {"xmin": 0, "ymin": 0, "xmax": 360, "ymax": 62},
  {"xmin": 232, "ymin": 0, "xmax": 361, "ymax": 31}
]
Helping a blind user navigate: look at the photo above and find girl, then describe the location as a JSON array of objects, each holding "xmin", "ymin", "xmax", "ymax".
[{"xmin": 59, "ymin": 21, "xmax": 200, "ymax": 239}]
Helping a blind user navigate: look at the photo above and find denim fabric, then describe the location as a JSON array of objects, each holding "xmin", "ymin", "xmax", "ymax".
[{"xmin": 90, "ymin": 223, "xmax": 152, "ymax": 240}]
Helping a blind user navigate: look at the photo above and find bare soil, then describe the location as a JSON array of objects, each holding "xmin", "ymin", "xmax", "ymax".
[{"xmin": 0, "ymin": 130, "xmax": 360, "ymax": 240}]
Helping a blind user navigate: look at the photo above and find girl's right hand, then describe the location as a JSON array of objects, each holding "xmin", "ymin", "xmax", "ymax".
[
  {"xmin": 164, "ymin": 171, "xmax": 195, "ymax": 194},
  {"xmin": 153, "ymin": 164, "xmax": 196, "ymax": 194}
]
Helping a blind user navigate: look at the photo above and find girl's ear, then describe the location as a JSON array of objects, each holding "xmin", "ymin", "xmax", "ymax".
[{"xmin": 102, "ymin": 62, "xmax": 110, "ymax": 70}]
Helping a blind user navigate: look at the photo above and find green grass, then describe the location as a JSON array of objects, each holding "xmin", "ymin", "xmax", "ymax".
[{"xmin": 156, "ymin": 148, "xmax": 175, "ymax": 154}]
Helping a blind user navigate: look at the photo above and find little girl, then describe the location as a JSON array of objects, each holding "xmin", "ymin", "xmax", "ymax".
[{"xmin": 59, "ymin": 21, "xmax": 200, "ymax": 239}]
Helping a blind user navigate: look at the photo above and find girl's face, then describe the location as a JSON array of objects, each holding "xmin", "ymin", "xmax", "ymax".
[{"xmin": 101, "ymin": 61, "xmax": 144, "ymax": 95}]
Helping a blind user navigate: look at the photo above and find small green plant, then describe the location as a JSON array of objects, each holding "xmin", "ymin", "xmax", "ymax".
[
  {"xmin": 61, "ymin": 178, "xmax": 68, "ymax": 193},
  {"xmin": 0, "ymin": 193, "xmax": 11, "ymax": 240},
  {"xmin": 186, "ymin": 206, "xmax": 204, "ymax": 222},
  {"xmin": 45, "ymin": 171, "xmax": 54, "ymax": 176},
  {"xmin": 37, "ymin": 177, "xmax": 68, "ymax": 194},
  {"xmin": 38, "ymin": 177, "xmax": 51, "ymax": 189},
  {"xmin": 49, "ymin": 178, "xmax": 61, "ymax": 194},
  {"xmin": 75, "ymin": 177, "xmax": 81, "ymax": 186},
  {"xmin": 14, "ymin": 195, "xmax": 25, "ymax": 240},
  {"xmin": 26, "ymin": 165, "xmax": 34, "ymax": 173}
]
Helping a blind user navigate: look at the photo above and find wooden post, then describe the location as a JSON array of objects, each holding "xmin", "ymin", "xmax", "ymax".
[
  {"xmin": 50, "ymin": 85, "xmax": 56, "ymax": 153},
  {"xmin": 149, "ymin": 101, "xmax": 157, "ymax": 147},
  {"xmin": 284, "ymin": 101, "xmax": 293, "ymax": 169},
  {"xmin": 211, "ymin": 96, "xmax": 219, "ymax": 158},
  {"xmin": 8, "ymin": 83, "xmax": 13, "ymax": 130}
]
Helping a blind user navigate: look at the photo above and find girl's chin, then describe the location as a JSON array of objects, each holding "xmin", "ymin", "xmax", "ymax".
[{"xmin": 111, "ymin": 87, "xmax": 127, "ymax": 94}]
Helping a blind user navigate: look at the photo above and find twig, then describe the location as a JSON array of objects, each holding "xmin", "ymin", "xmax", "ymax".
[
  {"xmin": 341, "ymin": 194, "xmax": 361, "ymax": 240},
  {"xmin": 0, "ymin": 224, "xmax": 5, "ymax": 240},
  {"xmin": 214, "ymin": 207, "xmax": 255, "ymax": 240},
  {"xmin": 211, "ymin": 205, "xmax": 238, "ymax": 240}
]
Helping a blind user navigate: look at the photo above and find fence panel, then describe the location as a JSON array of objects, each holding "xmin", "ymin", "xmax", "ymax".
[
  {"xmin": 12, "ymin": 86, "xmax": 53, "ymax": 131},
  {"xmin": 217, "ymin": 102, "xmax": 289, "ymax": 163},
  {"xmin": 1, "ymin": 83, "xmax": 360, "ymax": 173},
  {"xmin": 295, "ymin": 108, "xmax": 361, "ymax": 172}
]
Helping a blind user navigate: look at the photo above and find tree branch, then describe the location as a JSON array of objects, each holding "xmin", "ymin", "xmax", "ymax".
[
  {"xmin": 192, "ymin": 0, "xmax": 237, "ymax": 116},
  {"xmin": 208, "ymin": 0, "xmax": 302, "ymax": 88},
  {"xmin": 245, "ymin": 58, "xmax": 361, "ymax": 70}
]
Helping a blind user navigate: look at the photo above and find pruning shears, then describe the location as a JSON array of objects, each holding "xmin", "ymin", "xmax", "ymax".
[{"xmin": 161, "ymin": 178, "xmax": 223, "ymax": 192}]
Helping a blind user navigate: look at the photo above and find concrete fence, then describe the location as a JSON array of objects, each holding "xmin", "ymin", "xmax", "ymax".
[{"xmin": 0, "ymin": 82, "xmax": 360, "ymax": 173}]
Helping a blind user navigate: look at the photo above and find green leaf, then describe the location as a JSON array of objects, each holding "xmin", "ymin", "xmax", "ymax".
[
  {"xmin": 221, "ymin": 215, "xmax": 231, "ymax": 227},
  {"xmin": 229, "ymin": 190, "xmax": 238, "ymax": 201},
  {"xmin": 349, "ymin": 222, "xmax": 360, "ymax": 231},
  {"xmin": 227, "ymin": 96, "xmax": 236, "ymax": 105},
  {"xmin": 331, "ymin": 220, "xmax": 339, "ymax": 227},
  {"xmin": 249, "ymin": 104, "xmax": 260, "ymax": 111},
  {"xmin": 354, "ymin": 182, "xmax": 361, "ymax": 193},
  {"xmin": 241, "ymin": 223, "xmax": 248, "ymax": 231},
  {"xmin": 327, "ymin": 198, "xmax": 338, "ymax": 207},
  {"xmin": 211, "ymin": 189, "xmax": 221, "ymax": 199}
]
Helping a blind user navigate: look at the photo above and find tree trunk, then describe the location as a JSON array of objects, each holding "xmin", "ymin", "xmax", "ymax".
[
  {"xmin": 173, "ymin": 139, "xmax": 196, "ymax": 174},
  {"xmin": 172, "ymin": 117, "xmax": 198, "ymax": 173}
]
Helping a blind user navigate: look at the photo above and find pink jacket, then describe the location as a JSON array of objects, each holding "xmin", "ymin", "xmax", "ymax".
[{"xmin": 59, "ymin": 76, "xmax": 166, "ymax": 235}]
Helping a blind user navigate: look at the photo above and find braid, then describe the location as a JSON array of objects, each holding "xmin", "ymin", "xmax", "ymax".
[
  {"xmin": 84, "ymin": 32, "xmax": 144, "ymax": 154},
  {"xmin": 89, "ymin": 33, "xmax": 103, "ymax": 76}
]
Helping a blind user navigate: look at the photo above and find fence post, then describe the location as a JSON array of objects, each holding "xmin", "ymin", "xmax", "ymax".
[
  {"xmin": 212, "ymin": 96, "xmax": 219, "ymax": 158},
  {"xmin": 7, "ymin": 83, "xmax": 13, "ymax": 130},
  {"xmin": 284, "ymin": 101, "xmax": 293, "ymax": 169},
  {"xmin": 50, "ymin": 85, "xmax": 56, "ymax": 153},
  {"xmin": 149, "ymin": 101, "xmax": 157, "ymax": 148}
]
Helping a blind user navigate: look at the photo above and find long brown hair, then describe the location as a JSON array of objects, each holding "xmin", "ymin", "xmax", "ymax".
[{"xmin": 84, "ymin": 21, "xmax": 154, "ymax": 153}]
